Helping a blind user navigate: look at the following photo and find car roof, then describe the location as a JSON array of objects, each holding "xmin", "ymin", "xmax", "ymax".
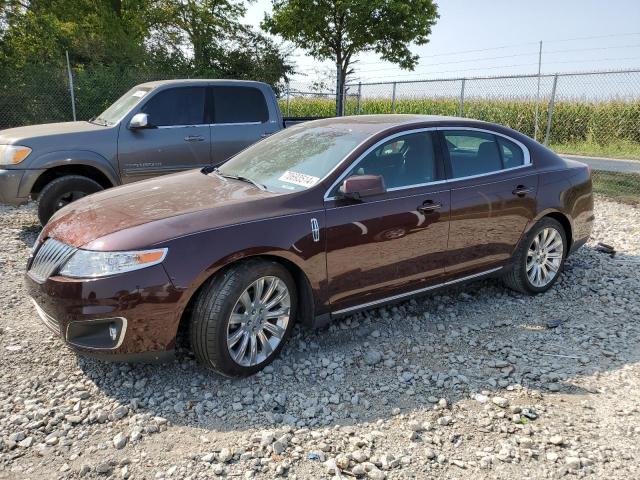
[
  {"xmin": 136, "ymin": 79, "xmax": 269, "ymax": 89},
  {"xmin": 300, "ymin": 114, "xmax": 501, "ymax": 136}
]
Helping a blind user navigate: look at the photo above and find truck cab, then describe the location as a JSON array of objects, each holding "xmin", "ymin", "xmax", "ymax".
[{"xmin": 0, "ymin": 79, "xmax": 284, "ymax": 224}]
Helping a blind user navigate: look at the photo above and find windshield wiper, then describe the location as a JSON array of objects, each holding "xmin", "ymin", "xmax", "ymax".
[{"xmin": 211, "ymin": 168, "xmax": 267, "ymax": 191}]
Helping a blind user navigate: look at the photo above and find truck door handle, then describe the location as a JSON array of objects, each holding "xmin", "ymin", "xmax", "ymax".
[
  {"xmin": 417, "ymin": 200, "xmax": 442, "ymax": 213},
  {"xmin": 512, "ymin": 185, "xmax": 533, "ymax": 197},
  {"xmin": 184, "ymin": 135, "xmax": 205, "ymax": 142}
]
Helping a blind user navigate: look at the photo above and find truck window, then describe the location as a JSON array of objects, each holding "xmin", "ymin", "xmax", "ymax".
[
  {"xmin": 142, "ymin": 87, "xmax": 206, "ymax": 126},
  {"xmin": 212, "ymin": 87, "xmax": 269, "ymax": 124}
]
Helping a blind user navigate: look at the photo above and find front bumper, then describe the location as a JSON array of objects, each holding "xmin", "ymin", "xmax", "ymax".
[
  {"xmin": 25, "ymin": 264, "xmax": 184, "ymax": 361},
  {"xmin": 0, "ymin": 168, "xmax": 27, "ymax": 205}
]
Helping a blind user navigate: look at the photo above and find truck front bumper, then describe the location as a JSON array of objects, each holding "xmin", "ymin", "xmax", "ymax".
[{"xmin": 0, "ymin": 169, "xmax": 28, "ymax": 205}]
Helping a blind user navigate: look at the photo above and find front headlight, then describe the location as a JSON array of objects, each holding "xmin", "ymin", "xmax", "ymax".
[
  {"xmin": 59, "ymin": 248, "xmax": 168, "ymax": 278},
  {"xmin": 0, "ymin": 144, "xmax": 32, "ymax": 165}
]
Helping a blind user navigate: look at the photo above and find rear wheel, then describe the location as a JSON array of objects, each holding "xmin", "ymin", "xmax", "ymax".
[
  {"xmin": 503, "ymin": 217, "xmax": 567, "ymax": 294},
  {"xmin": 190, "ymin": 259, "xmax": 297, "ymax": 377},
  {"xmin": 37, "ymin": 175, "xmax": 103, "ymax": 225}
]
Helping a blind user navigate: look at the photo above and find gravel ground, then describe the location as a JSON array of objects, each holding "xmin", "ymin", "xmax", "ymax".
[{"xmin": 1, "ymin": 198, "xmax": 639, "ymax": 480}]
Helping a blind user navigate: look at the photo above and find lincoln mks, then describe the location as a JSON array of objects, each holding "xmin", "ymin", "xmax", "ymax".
[{"xmin": 26, "ymin": 115, "xmax": 594, "ymax": 376}]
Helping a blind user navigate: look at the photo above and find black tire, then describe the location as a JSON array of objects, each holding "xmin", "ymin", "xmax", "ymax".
[
  {"xmin": 37, "ymin": 175, "xmax": 103, "ymax": 225},
  {"xmin": 503, "ymin": 217, "xmax": 568, "ymax": 295},
  {"xmin": 190, "ymin": 259, "xmax": 297, "ymax": 377}
]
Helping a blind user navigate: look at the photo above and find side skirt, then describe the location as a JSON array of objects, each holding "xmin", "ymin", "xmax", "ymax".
[{"xmin": 327, "ymin": 266, "xmax": 504, "ymax": 320}]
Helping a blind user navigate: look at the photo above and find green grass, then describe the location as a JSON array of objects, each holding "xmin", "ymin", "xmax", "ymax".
[
  {"xmin": 280, "ymin": 97, "xmax": 640, "ymax": 160},
  {"xmin": 550, "ymin": 139, "xmax": 640, "ymax": 160},
  {"xmin": 592, "ymin": 170, "xmax": 640, "ymax": 204}
]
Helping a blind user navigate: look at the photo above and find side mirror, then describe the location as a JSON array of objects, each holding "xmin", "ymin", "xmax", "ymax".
[
  {"xmin": 339, "ymin": 174, "xmax": 386, "ymax": 199},
  {"xmin": 129, "ymin": 113, "xmax": 150, "ymax": 129}
]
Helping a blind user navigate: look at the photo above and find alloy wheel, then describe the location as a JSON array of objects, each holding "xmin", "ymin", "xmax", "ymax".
[
  {"xmin": 526, "ymin": 227, "xmax": 564, "ymax": 288},
  {"xmin": 226, "ymin": 276, "xmax": 290, "ymax": 367}
]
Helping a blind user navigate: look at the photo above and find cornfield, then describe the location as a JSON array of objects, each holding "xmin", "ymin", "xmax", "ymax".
[{"xmin": 279, "ymin": 97, "xmax": 640, "ymax": 154}]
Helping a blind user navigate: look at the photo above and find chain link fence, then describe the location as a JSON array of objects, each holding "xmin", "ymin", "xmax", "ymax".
[{"xmin": 0, "ymin": 65, "xmax": 638, "ymax": 202}]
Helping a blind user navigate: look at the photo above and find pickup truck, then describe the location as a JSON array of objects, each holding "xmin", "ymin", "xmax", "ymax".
[{"xmin": 0, "ymin": 79, "xmax": 312, "ymax": 224}]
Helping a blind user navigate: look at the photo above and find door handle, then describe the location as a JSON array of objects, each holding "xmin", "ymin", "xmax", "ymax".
[
  {"xmin": 184, "ymin": 135, "xmax": 205, "ymax": 142},
  {"xmin": 417, "ymin": 201, "xmax": 442, "ymax": 213},
  {"xmin": 512, "ymin": 185, "xmax": 533, "ymax": 197}
]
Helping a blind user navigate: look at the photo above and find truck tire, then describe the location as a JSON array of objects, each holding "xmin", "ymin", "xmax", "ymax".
[
  {"xmin": 37, "ymin": 175, "xmax": 103, "ymax": 225},
  {"xmin": 190, "ymin": 259, "xmax": 297, "ymax": 377}
]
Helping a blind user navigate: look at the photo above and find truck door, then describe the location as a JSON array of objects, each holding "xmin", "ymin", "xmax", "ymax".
[
  {"xmin": 118, "ymin": 86, "xmax": 211, "ymax": 183},
  {"xmin": 209, "ymin": 86, "xmax": 276, "ymax": 166}
]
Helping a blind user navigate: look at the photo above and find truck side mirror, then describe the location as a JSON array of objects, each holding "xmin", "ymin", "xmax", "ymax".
[{"xmin": 129, "ymin": 113, "xmax": 150, "ymax": 130}]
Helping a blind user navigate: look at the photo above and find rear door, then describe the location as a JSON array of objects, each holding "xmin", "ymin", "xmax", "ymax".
[
  {"xmin": 210, "ymin": 86, "xmax": 276, "ymax": 166},
  {"xmin": 440, "ymin": 128, "xmax": 539, "ymax": 276},
  {"xmin": 118, "ymin": 86, "xmax": 211, "ymax": 183},
  {"xmin": 324, "ymin": 130, "xmax": 451, "ymax": 313}
]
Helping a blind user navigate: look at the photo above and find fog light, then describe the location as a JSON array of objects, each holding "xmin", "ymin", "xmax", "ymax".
[
  {"xmin": 109, "ymin": 323, "xmax": 118, "ymax": 342},
  {"xmin": 66, "ymin": 317, "xmax": 127, "ymax": 350}
]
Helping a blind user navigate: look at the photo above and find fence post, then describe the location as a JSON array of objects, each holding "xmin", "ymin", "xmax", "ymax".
[
  {"xmin": 533, "ymin": 40, "xmax": 543, "ymax": 141},
  {"xmin": 391, "ymin": 82, "xmax": 397, "ymax": 113},
  {"xmin": 356, "ymin": 82, "xmax": 362, "ymax": 115},
  {"xmin": 459, "ymin": 78, "xmax": 466, "ymax": 117},
  {"xmin": 65, "ymin": 51, "xmax": 77, "ymax": 121},
  {"xmin": 335, "ymin": 63, "xmax": 342, "ymax": 117},
  {"xmin": 285, "ymin": 83, "xmax": 290, "ymax": 117},
  {"xmin": 544, "ymin": 74, "xmax": 558, "ymax": 146}
]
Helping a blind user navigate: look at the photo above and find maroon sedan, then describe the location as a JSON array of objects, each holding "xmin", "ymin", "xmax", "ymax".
[{"xmin": 26, "ymin": 115, "xmax": 594, "ymax": 376}]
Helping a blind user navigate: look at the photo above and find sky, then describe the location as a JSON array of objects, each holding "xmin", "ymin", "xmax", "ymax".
[{"xmin": 244, "ymin": 0, "xmax": 640, "ymax": 88}]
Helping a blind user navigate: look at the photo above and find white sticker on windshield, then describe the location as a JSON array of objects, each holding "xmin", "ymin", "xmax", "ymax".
[
  {"xmin": 132, "ymin": 90, "xmax": 147, "ymax": 98},
  {"xmin": 279, "ymin": 170, "xmax": 320, "ymax": 188}
]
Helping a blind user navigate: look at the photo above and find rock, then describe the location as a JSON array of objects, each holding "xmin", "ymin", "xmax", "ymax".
[
  {"xmin": 113, "ymin": 433, "xmax": 128, "ymax": 450},
  {"xmin": 272, "ymin": 440, "xmax": 286, "ymax": 455},
  {"xmin": 424, "ymin": 448, "xmax": 436, "ymax": 460},
  {"xmin": 202, "ymin": 453, "xmax": 216, "ymax": 463},
  {"xmin": 566, "ymin": 456, "xmax": 581, "ymax": 470},
  {"xmin": 492, "ymin": 396, "xmax": 509, "ymax": 408},
  {"xmin": 364, "ymin": 350, "xmax": 383, "ymax": 365},
  {"xmin": 549, "ymin": 434, "xmax": 564, "ymax": 446},
  {"xmin": 367, "ymin": 467, "xmax": 386, "ymax": 480},
  {"xmin": 112, "ymin": 405, "xmax": 129, "ymax": 420},
  {"xmin": 218, "ymin": 448, "xmax": 233, "ymax": 463}
]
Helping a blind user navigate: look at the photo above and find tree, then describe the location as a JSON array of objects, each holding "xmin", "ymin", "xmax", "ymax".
[{"xmin": 263, "ymin": 0, "xmax": 439, "ymax": 113}]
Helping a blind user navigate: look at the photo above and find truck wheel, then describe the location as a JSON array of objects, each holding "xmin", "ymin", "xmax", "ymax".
[
  {"xmin": 190, "ymin": 259, "xmax": 297, "ymax": 377},
  {"xmin": 37, "ymin": 175, "xmax": 103, "ymax": 225}
]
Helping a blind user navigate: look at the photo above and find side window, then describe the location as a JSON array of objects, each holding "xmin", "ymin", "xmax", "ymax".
[
  {"xmin": 498, "ymin": 137, "xmax": 525, "ymax": 169},
  {"xmin": 442, "ymin": 130, "xmax": 503, "ymax": 178},
  {"xmin": 336, "ymin": 131, "xmax": 439, "ymax": 193},
  {"xmin": 212, "ymin": 87, "xmax": 269, "ymax": 124},
  {"xmin": 141, "ymin": 87, "xmax": 206, "ymax": 126}
]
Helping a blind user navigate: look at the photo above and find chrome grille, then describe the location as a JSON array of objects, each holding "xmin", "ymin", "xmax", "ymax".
[{"xmin": 28, "ymin": 238, "xmax": 76, "ymax": 282}]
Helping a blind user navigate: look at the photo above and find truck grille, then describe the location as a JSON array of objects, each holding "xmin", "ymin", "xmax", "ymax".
[{"xmin": 28, "ymin": 238, "xmax": 76, "ymax": 282}]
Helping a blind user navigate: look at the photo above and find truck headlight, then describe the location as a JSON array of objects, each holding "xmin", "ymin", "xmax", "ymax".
[
  {"xmin": 59, "ymin": 248, "xmax": 168, "ymax": 278},
  {"xmin": 0, "ymin": 145, "xmax": 32, "ymax": 165}
]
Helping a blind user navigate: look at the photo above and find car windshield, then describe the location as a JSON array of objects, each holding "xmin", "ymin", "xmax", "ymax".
[
  {"xmin": 216, "ymin": 123, "xmax": 370, "ymax": 193},
  {"xmin": 91, "ymin": 86, "xmax": 153, "ymax": 126}
]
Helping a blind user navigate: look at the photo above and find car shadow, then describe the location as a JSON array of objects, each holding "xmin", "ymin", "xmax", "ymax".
[{"xmin": 74, "ymin": 243, "xmax": 640, "ymax": 434}]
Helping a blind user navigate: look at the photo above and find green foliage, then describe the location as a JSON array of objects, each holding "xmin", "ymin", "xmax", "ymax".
[
  {"xmin": 0, "ymin": 0, "xmax": 293, "ymax": 89},
  {"xmin": 263, "ymin": 0, "xmax": 438, "ymax": 99}
]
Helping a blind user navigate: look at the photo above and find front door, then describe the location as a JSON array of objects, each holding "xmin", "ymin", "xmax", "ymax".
[
  {"xmin": 440, "ymin": 129, "xmax": 539, "ymax": 276},
  {"xmin": 324, "ymin": 130, "xmax": 450, "ymax": 313},
  {"xmin": 209, "ymin": 85, "xmax": 276, "ymax": 166},
  {"xmin": 118, "ymin": 86, "xmax": 211, "ymax": 183}
]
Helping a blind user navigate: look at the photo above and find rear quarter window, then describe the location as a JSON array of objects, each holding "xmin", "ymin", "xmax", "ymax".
[{"xmin": 212, "ymin": 87, "xmax": 269, "ymax": 124}]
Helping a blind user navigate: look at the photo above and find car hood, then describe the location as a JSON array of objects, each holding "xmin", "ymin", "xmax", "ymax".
[
  {"xmin": 0, "ymin": 121, "xmax": 107, "ymax": 145},
  {"xmin": 42, "ymin": 170, "xmax": 289, "ymax": 250}
]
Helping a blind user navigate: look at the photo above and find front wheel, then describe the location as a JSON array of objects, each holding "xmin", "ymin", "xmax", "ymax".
[
  {"xmin": 190, "ymin": 259, "xmax": 297, "ymax": 377},
  {"xmin": 37, "ymin": 175, "xmax": 103, "ymax": 225},
  {"xmin": 503, "ymin": 217, "xmax": 567, "ymax": 294}
]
